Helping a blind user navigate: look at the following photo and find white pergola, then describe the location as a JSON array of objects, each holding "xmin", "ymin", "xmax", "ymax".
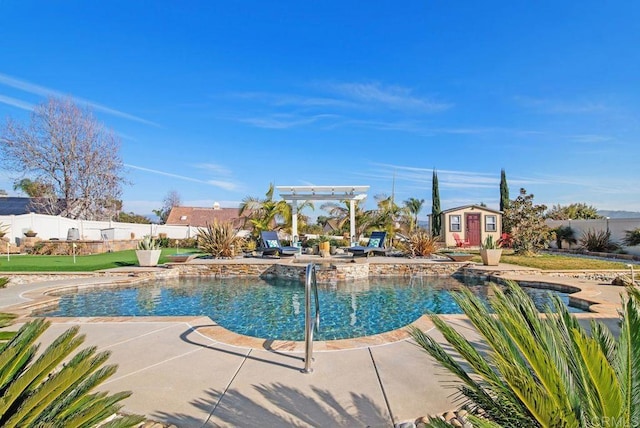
[{"xmin": 276, "ymin": 185, "xmax": 369, "ymax": 245}]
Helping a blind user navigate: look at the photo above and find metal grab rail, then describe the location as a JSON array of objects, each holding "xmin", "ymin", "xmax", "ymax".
[{"xmin": 302, "ymin": 263, "xmax": 320, "ymax": 373}]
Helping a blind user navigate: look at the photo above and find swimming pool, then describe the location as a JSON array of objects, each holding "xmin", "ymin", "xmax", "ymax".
[{"xmin": 40, "ymin": 276, "xmax": 585, "ymax": 341}]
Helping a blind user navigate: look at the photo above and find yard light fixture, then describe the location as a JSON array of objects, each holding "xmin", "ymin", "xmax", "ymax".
[{"xmin": 626, "ymin": 264, "xmax": 636, "ymax": 286}]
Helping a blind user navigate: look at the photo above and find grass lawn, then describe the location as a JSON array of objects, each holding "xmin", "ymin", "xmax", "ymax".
[
  {"xmin": 0, "ymin": 248, "xmax": 201, "ymax": 272},
  {"xmin": 469, "ymin": 251, "xmax": 630, "ymax": 270}
]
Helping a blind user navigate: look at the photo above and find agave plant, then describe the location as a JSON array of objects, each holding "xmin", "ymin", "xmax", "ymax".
[
  {"xmin": 410, "ymin": 281, "xmax": 640, "ymax": 427},
  {"xmin": 197, "ymin": 220, "xmax": 245, "ymax": 258},
  {"xmin": 580, "ymin": 229, "xmax": 620, "ymax": 252},
  {"xmin": 406, "ymin": 229, "xmax": 439, "ymax": 257},
  {"xmin": 137, "ymin": 235, "xmax": 160, "ymax": 250},
  {"xmin": 0, "ymin": 315, "xmax": 144, "ymax": 427}
]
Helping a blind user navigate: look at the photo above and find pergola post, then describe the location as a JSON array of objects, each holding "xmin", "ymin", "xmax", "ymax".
[
  {"xmin": 291, "ymin": 201, "xmax": 298, "ymax": 246},
  {"xmin": 349, "ymin": 199, "xmax": 356, "ymax": 245}
]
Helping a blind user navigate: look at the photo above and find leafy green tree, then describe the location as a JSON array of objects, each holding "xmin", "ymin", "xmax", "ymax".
[
  {"xmin": 499, "ymin": 169, "xmax": 510, "ymax": 232},
  {"xmin": 0, "ymin": 315, "xmax": 143, "ymax": 427},
  {"xmin": 546, "ymin": 203, "xmax": 602, "ymax": 220},
  {"xmin": 410, "ymin": 281, "xmax": 640, "ymax": 427},
  {"xmin": 116, "ymin": 211, "xmax": 152, "ymax": 224},
  {"xmin": 431, "ymin": 170, "xmax": 441, "ymax": 237},
  {"xmin": 503, "ymin": 188, "xmax": 552, "ymax": 255},
  {"xmin": 404, "ymin": 197, "xmax": 425, "ymax": 232},
  {"xmin": 13, "ymin": 178, "xmax": 54, "ymax": 198}
]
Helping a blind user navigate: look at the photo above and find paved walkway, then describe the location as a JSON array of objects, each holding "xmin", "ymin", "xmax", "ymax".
[{"xmin": 0, "ymin": 261, "xmax": 626, "ymax": 427}]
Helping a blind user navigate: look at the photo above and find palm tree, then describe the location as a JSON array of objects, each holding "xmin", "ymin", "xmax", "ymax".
[
  {"xmin": 369, "ymin": 195, "xmax": 405, "ymax": 241},
  {"xmin": 239, "ymin": 183, "xmax": 313, "ymax": 239},
  {"xmin": 320, "ymin": 199, "xmax": 372, "ymax": 239},
  {"xmin": 0, "ymin": 315, "xmax": 143, "ymax": 427},
  {"xmin": 404, "ymin": 197, "xmax": 425, "ymax": 232},
  {"xmin": 410, "ymin": 281, "xmax": 640, "ymax": 427}
]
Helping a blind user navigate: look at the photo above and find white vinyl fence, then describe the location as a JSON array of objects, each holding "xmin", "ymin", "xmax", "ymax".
[
  {"xmin": 546, "ymin": 218, "xmax": 640, "ymax": 256},
  {"xmin": 0, "ymin": 213, "xmax": 197, "ymax": 244}
]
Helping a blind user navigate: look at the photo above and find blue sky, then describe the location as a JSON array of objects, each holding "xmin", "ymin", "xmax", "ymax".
[{"xmin": 1, "ymin": 1, "xmax": 639, "ymax": 220}]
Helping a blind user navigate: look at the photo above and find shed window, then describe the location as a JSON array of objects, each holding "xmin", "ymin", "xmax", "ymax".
[
  {"xmin": 450, "ymin": 215, "xmax": 461, "ymax": 232},
  {"xmin": 485, "ymin": 215, "xmax": 497, "ymax": 232}
]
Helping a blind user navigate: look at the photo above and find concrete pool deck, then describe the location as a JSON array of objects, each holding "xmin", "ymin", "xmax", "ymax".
[{"xmin": 0, "ymin": 258, "xmax": 628, "ymax": 427}]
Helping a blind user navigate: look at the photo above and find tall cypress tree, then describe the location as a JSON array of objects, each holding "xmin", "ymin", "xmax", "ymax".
[
  {"xmin": 500, "ymin": 168, "xmax": 510, "ymax": 233},
  {"xmin": 431, "ymin": 169, "xmax": 441, "ymax": 236}
]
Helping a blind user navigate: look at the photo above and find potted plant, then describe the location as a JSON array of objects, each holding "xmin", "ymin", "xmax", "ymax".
[
  {"xmin": 318, "ymin": 235, "xmax": 331, "ymax": 257},
  {"xmin": 24, "ymin": 229, "xmax": 37, "ymax": 238},
  {"xmin": 480, "ymin": 235, "xmax": 502, "ymax": 266},
  {"xmin": 136, "ymin": 235, "xmax": 161, "ymax": 267}
]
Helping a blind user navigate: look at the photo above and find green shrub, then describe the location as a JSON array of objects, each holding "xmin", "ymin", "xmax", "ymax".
[
  {"xmin": 623, "ymin": 228, "xmax": 640, "ymax": 246},
  {"xmin": 0, "ymin": 315, "xmax": 143, "ymax": 426},
  {"xmin": 580, "ymin": 229, "xmax": 620, "ymax": 252},
  {"xmin": 303, "ymin": 238, "xmax": 319, "ymax": 248},
  {"xmin": 197, "ymin": 221, "xmax": 245, "ymax": 258},
  {"xmin": 0, "ymin": 277, "xmax": 8, "ymax": 288}
]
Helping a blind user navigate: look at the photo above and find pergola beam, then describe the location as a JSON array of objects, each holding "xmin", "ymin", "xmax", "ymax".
[{"xmin": 276, "ymin": 185, "xmax": 369, "ymax": 246}]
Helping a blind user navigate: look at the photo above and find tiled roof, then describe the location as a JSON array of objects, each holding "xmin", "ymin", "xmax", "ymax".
[
  {"xmin": 0, "ymin": 197, "xmax": 55, "ymax": 216},
  {"xmin": 165, "ymin": 206, "xmax": 246, "ymax": 228}
]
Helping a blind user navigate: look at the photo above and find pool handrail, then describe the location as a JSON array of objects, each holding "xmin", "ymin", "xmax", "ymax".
[{"xmin": 302, "ymin": 263, "xmax": 320, "ymax": 373}]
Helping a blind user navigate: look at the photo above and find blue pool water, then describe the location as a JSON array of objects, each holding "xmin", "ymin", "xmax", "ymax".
[{"xmin": 40, "ymin": 276, "xmax": 585, "ymax": 341}]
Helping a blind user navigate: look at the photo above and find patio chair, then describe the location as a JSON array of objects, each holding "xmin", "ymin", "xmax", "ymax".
[
  {"xmin": 347, "ymin": 231, "xmax": 389, "ymax": 257},
  {"xmin": 453, "ymin": 233, "xmax": 471, "ymax": 248},
  {"xmin": 258, "ymin": 231, "xmax": 300, "ymax": 257}
]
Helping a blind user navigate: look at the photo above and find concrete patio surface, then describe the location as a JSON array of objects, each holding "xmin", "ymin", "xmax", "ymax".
[{"xmin": 0, "ymin": 260, "xmax": 627, "ymax": 427}]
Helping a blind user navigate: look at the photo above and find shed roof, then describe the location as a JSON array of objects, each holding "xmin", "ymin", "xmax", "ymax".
[{"xmin": 440, "ymin": 204, "xmax": 502, "ymax": 215}]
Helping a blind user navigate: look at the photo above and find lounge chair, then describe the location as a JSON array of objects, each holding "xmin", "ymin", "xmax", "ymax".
[
  {"xmin": 258, "ymin": 231, "xmax": 300, "ymax": 257},
  {"xmin": 347, "ymin": 231, "xmax": 389, "ymax": 257},
  {"xmin": 453, "ymin": 233, "xmax": 471, "ymax": 248}
]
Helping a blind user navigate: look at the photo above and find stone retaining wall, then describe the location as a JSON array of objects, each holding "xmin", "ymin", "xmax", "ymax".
[{"xmin": 172, "ymin": 261, "xmax": 463, "ymax": 283}]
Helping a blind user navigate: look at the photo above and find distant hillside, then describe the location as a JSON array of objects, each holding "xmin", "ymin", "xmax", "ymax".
[{"xmin": 598, "ymin": 210, "xmax": 640, "ymax": 219}]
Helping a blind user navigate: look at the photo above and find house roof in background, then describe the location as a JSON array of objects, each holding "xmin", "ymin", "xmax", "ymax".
[
  {"xmin": 0, "ymin": 197, "xmax": 44, "ymax": 216},
  {"xmin": 165, "ymin": 206, "xmax": 245, "ymax": 228}
]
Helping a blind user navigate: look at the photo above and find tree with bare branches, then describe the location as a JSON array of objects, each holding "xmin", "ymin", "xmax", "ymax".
[
  {"xmin": 0, "ymin": 97, "xmax": 126, "ymax": 220},
  {"xmin": 153, "ymin": 190, "xmax": 181, "ymax": 223}
]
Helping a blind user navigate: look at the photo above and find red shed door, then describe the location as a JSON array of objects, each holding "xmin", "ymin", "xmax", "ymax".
[{"xmin": 466, "ymin": 213, "xmax": 481, "ymax": 246}]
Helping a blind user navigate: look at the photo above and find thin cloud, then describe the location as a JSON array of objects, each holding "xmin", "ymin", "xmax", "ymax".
[
  {"xmin": 514, "ymin": 95, "xmax": 608, "ymax": 114},
  {"xmin": 125, "ymin": 163, "xmax": 241, "ymax": 191},
  {"xmin": 0, "ymin": 72, "xmax": 161, "ymax": 127},
  {"xmin": 326, "ymin": 82, "xmax": 453, "ymax": 113},
  {"xmin": 237, "ymin": 113, "xmax": 339, "ymax": 129},
  {"xmin": 0, "ymin": 94, "xmax": 33, "ymax": 111},
  {"xmin": 568, "ymin": 134, "xmax": 613, "ymax": 143},
  {"xmin": 195, "ymin": 163, "xmax": 233, "ymax": 176},
  {"xmin": 231, "ymin": 92, "xmax": 355, "ymax": 109}
]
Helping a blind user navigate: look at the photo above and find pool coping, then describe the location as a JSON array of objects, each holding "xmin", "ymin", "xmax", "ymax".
[{"xmin": 0, "ymin": 260, "xmax": 628, "ymax": 352}]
